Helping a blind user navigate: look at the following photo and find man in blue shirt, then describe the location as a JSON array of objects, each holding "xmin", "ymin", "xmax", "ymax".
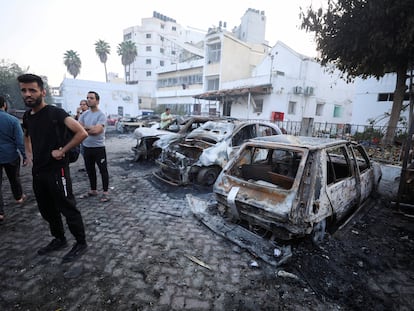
[{"xmin": 0, "ymin": 96, "xmax": 27, "ymax": 222}]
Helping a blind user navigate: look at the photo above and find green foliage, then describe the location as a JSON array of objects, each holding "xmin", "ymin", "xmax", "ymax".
[
  {"xmin": 353, "ymin": 127, "xmax": 383, "ymax": 142},
  {"xmin": 95, "ymin": 40, "xmax": 111, "ymax": 82},
  {"xmin": 63, "ymin": 50, "xmax": 81, "ymax": 79},
  {"xmin": 0, "ymin": 60, "xmax": 54, "ymax": 109},
  {"xmin": 0, "ymin": 60, "xmax": 25, "ymax": 109},
  {"xmin": 300, "ymin": 0, "xmax": 414, "ymax": 145},
  {"xmin": 300, "ymin": 0, "xmax": 414, "ymax": 80},
  {"xmin": 117, "ymin": 41, "xmax": 137, "ymax": 84}
]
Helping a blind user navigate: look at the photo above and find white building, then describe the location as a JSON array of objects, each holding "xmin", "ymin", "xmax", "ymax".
[
  {"xmin": 352, "ymin": 74, "xmax": 411, "ymax": 127},
  {"xmin": 122, "ymin": 11, "xmax": 205, "ymax": 103},
  {"xmin": 57, "ymin": 78, "xmax": 143, "ymax": 117}
]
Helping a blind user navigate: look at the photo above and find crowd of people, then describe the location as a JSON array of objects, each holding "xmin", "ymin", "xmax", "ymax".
[{"xmin": 0, "ymin": 73, "xmax": 111, "ymax": 264}]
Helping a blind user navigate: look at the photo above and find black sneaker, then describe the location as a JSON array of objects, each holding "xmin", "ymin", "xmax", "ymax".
[
  {"xmin": 37, "ymin": 238, "xmax": 68, "ymax": 255},
  {"xmin": 61, "ymin": 242, "xmax": 87, "ymax": 263}
]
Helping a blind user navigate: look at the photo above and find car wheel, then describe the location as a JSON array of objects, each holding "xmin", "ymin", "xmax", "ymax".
[
  {"xmin": 311, "ymin": 219, "xmax": 326, "ymax": 245},
  {"xmin": 196, "ymin": 167, "xmax": 219, "ymax": 186}
]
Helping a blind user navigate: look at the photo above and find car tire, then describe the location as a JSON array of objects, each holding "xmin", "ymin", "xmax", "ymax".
[
  {"xmin": 196, "ymin": 167, "xmax": 220, "ymax": 186},
  {"xmin": 311, "ymin": 219, "xmax": 326, "ymax": 245}
]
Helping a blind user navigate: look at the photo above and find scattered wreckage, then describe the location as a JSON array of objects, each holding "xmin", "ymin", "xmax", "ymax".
[
  {"xmin": 187, "ymin": 135, "xmax": 382, "ymax": 266},
  {"xmin": 132, "ymin": 116, "xmax": 221, "ymax": 161},
  {"xmin": 154, "ymin": 120, "xmax": 282, "ymax": 186}
]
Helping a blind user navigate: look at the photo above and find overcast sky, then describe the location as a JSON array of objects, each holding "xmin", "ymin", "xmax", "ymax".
[{"xmin": 1, "ymin": 0, "xmax": 325, "ymax": 86}]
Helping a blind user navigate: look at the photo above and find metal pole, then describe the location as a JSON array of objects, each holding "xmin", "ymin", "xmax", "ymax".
[{"xmin": 395, "ymin": 67, "xmax": 414, "ymax": 210}]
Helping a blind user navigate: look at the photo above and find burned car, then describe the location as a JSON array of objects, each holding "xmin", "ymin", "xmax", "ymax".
[
  {"xmin": 212, "ymin": 135, "xmax": 382, "ymax": 244},
  {"xmin": 132, "ymin": 116, "xmax": 220, "ymax": 161},
  {"xmin": 154, "ymin": 120, "xmax": 282, "ymax": 186},
  {"xmin": 116, "ymin": 115, "xmax": 160, "ymax": 133}
]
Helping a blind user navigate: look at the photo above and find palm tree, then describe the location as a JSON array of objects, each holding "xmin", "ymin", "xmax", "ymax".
[
  {"xmin": 94, "ymin": 39, "xmax": 111, "ymax": 82},
  {"xmin": 117, "ymin": 40, "xmax": 137, "ymax": 84},
  {"xmin": 63, "ymin": 50, "xmax": 81, "ymax": 79}
]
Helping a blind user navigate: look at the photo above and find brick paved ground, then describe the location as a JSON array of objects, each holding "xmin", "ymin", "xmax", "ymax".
[{"xmin": 0, "ymin": 133, "xmax": 413, "ymax": 311}]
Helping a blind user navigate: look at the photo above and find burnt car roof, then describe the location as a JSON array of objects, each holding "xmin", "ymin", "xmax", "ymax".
[
  {"xmin": 186, "ymin": 119, "xmax": 281, "ymax": 141},
  {"xmin": 250, "ymin": 135, "xmax": 348, "ymax": 150}
]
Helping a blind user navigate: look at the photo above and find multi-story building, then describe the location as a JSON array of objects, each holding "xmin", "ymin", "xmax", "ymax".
[
  {"xmin": 156, "ymin": 8, "xmax": 270, "ymax": 115},
  {"xmin": 122, "ymin": 11, "xmax": 205, "ymax": 110},
  {"xmin": 194, "ymin": 40, "xmax": 354, "ymax": 127}
]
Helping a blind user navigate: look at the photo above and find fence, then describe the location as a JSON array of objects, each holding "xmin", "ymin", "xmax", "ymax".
[{"xmin": 270, "ymin": 120, "xmax": 409, "ymax": 165}]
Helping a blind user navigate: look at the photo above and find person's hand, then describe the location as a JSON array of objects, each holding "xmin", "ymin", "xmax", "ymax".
[
  {"xmin": 52, "ymin": 148, "xmax": 65, "ymax": 160},
  {"xmin": 23, "ymin": 156, "xmax": 32, "ymax": 167}
]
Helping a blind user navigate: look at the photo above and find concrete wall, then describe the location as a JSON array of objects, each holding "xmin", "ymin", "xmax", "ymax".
[
  {"xmin": 352, "ymin": 74, "xmax": 411, "ymax": 126},
  {"xmin": 59, "ymin": 79, "xmax": 141, "ymax": 117}
]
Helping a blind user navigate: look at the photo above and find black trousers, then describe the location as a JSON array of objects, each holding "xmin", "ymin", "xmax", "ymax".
[
  {"xmin": 33, "ymin": 166, "xmax": 86, "ymax": 244},
  {"xmin": 83, "ymin": 146, "xmax": 109, "ymax": 192},
  {"xmin": 0, "ymin": 157, "xmax": 23, "ymax": 215}
]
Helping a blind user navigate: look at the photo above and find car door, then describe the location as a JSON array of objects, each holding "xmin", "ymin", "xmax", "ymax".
[
  {"xmin": 324, "ymin": 144, "xmax": 360, "ymax": 221},
  {"xmin": 350, "ymin": 144, "xmax": 375, "ymax": 203}
]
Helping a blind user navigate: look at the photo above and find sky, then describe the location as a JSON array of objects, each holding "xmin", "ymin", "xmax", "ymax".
[{"xmin": 1, "ymin": 0, "xmax": 325, "ymax": 86}]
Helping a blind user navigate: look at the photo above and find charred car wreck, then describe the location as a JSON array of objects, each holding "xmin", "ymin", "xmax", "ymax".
[
  {"xmin": 154, "ymin": 120, "xmax": 282, "ymax": 186},
  {"xmin": 188, "ymin": 135, "xmax": 382, "ymax": 265},
  {"xmin": 132, "ymin": 116, "xmax": 218, "ymax": 161}
]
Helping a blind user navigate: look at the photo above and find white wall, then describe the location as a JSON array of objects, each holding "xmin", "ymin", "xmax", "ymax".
[
  {"xmin": 59, "ymin": 79, "xmax": 141, "ymax": 117},
  {"xmin": 352, "ymin": 74, "xmax": 411, "ymax": 126}
]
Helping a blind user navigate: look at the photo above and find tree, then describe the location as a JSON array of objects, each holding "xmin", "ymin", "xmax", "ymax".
[
  {"xmin": 300, "ymin": 0, "xmax": 414, "ymax": 145},
  {"xmin": 117, "ymin": 40, "xmax": 137, "ymax": 84},
  {"xmin": 0, "ymin": 60, "xmax": 54, "ymax": 110},
  {"xmin": 94, "ymin": 39, "xmax": 111, "ymax": 82},
  {"xmin": 63, "ymin": 50, "xmax": 81, "ymax": 79},
  {"xmin": 0, "ymin": 60, "xmax": 25, "ymax": 109}
]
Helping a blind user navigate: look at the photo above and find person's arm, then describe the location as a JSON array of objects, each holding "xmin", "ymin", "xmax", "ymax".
[
  {"xmin": 23, "ymin": 130, "xmax": 33, "ymax": 166},
  {"xmin": 14, "ymin": 121, "xmax": 27, "ymax": 165},
  {"xmin": 85, "ymin": 123, "xmax": 104, "ymax": 135},
  {"xmin": 84, "ymin": 113, "xmax": 106, "ymax": 135},
  {"xmin": 51, "ymin": 117, "xmax": 88, "ymax": 160}
]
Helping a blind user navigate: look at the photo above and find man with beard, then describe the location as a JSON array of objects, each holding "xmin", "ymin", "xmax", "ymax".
[
  {"xmin": 18, "ymin": 74, "xmax": 88, "ymax": 263},
  {"xmin": 78, "ymin": 91, "xmax": 110, "ymax": 202}
]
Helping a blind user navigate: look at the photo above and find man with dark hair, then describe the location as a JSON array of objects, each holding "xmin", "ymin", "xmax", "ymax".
[
  {"xmin": 160, "ymin": 107, "xmax": 173, "ymax": 129},
  {"xmin": 79, "ymin": 91, "xmax": 110, "ymax": 202},
  {"xmin": 18, "ymin": 73, "xmax": 88, "ymax": 263},
  {"xmin": 0, "ymin": 95, "xmax": 27, "ymax": 222}
]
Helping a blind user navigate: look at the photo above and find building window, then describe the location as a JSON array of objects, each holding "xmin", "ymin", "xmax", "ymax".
[
  {"xmin": 207, "ymin": 42, "xmax": 221, "ymax": 63},
  {"xmin": 253, "ymin": 99, "xmax": 263, "ymax": 113},
  {"xmin": 171, "ymin": 50, "xmax": 176, "ymax": 55},
  {"xmin": 160, "ymin": 60, "xmax": 164, "ymax": 66},
  {"xmin": 124, "ymin": 33, "xmax": 132, "ymax": 40},
  {"xmin": 333, "ymin": 105, "xmax": 343, "ymax": 118},
  {"xmin": 316, "ymin": 103, "xmax": 324, "ymax": 116},
  {"xmin": 146, "ymin": 71, "xmax": 152, "ymax": 77},
  {"xmin": 288, "ymin": 101, "xmax": 296, "ymax": 115},
  {"xmin": 146, "ymin": 46, "xmax": 152, "ymax": 52},
  {"xmin": 146, "ymin": 33, "xmax": 151, "ymax": 39},
  {"xmin": 146, "ymin": 59, "xmax": 151, "ymax": 65},
  {"xmin": 160, "ymin": 24, "xmax": 165, "ymax": 29},
  {"xmin": 207, "ymin": 78, "xmax": 219, "ymax": 91},
  {"xmin": 378, "ymin": 93, "xmax": 389, "ymax": 101},
  {"xmin": 160, "ymin": 47, "xmax": 164, "ymax": 54},
  {"xmin": 172, "ymin": 26, "xmax": 176, "ymax": 31},
  {"xmin": 378, "ymin": 92, "xmax": 409, "ymax": 101}
]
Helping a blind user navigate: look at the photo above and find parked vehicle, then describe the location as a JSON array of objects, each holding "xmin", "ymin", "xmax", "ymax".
[
  {"xmin": 132, "ymin": 116, "xmax": 220, "ymax": 161},
  {"xmin": 107, "ymin": 114, "xmax": 120, "ymax": 126},
  {"xmin": 212, "ymin": 135, "xmax": 382, "ymax": 244},
  {"xmin": 116, "ymin": 115, "xmax": 160, "ymax": 133},
  {"xmin": 154, "ymin": 120, "xmax": 282, "ymax": 186}
]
